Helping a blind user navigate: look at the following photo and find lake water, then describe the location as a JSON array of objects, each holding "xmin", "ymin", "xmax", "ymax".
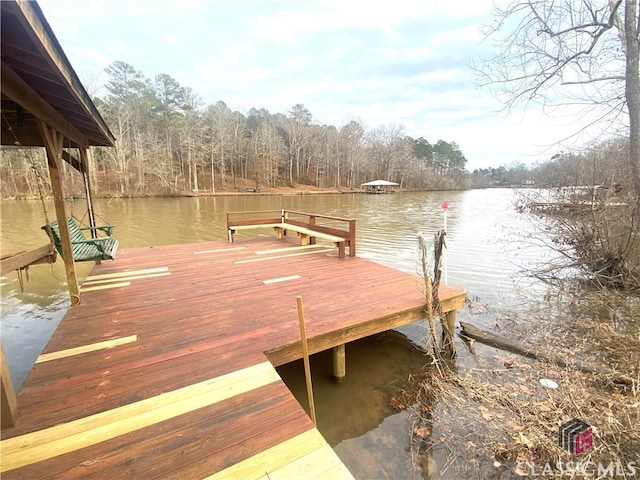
[{"xmin": 0, "ymin": 189, "xmax": 552, "ymax": 478}]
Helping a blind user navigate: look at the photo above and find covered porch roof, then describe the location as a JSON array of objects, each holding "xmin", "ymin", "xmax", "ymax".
[
  {"xmin": 361, "ymin": 180, "xmax": 399, "ymax": 186},
  {"xmin": 1, "ymin": 0, "xmax": 115, "ymax": 149}
]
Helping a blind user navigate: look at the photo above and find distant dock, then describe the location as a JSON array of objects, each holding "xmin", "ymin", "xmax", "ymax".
[{"xmin": 1, "ymin": 235, "xmax": 466, "ymax": 478}]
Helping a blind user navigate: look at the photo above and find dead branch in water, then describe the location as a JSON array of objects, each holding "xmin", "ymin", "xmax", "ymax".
[
  {"xmin": 417, "ymin": 232, "xmax": 439, "ymax": 359},
  {"xmin": 432, "ymin": 230, "xmax": 455, "ymax": 356},
  {"xmin": 417, "ymin": 230, "xmax": 455, "ymax": 362},
  {"xmin": 459, "ymin": 321, "xmax": 633, "ymax": 386}
]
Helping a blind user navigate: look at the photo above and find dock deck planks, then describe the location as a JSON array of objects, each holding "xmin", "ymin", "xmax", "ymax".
[{"xmin": 1, "ymin": 236, "xmax": 466, "ymax": 479}]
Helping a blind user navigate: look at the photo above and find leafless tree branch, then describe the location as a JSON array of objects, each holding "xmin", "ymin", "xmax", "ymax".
[{"xmin": 475, "ymin": 0, "xmax": 639, "ymax": 198}]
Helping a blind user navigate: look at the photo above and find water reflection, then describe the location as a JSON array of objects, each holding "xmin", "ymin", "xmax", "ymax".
[
  {"xmin": 278, "ymin": 332, "xmax": 429, "ymax": 479},
  {"xmin": 1, "ymin": 189, "xmax": 550, "ymax": 478},
  {"xmin": 278, "ymin": 332, "xmax": 427, "ymax": 446}
]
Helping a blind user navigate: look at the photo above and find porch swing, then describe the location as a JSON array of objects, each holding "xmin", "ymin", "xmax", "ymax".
[
  {"xmin": 34, "ymin": 142, "xmax": 118, "ymax": 262},
  {"xmin": 42, "ymin": 216, "xmax": 118, "ymax": 262},
  {"xmin": 3, "ymin": 109, "xmax": 119, "ymax": 263}
]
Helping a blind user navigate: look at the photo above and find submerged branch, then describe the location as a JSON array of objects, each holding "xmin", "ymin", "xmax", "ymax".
[{"xmin": 459, "ymin": 321, "xmax": 633, "ymax": 385}]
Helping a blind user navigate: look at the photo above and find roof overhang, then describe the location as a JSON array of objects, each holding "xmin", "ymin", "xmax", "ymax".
[
  {"xmin": 361, "ymin": 180, "xmax": 400, "ymax": 186},
  {"xmin": 1, "ymin": 0, "xmax": 115, "ymax": 148}
]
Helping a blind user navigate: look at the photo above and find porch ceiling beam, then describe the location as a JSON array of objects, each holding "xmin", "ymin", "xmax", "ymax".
[
  {"xmin": 61, "ymin": 150, "xmax": 83, "ymax": 173},
  {"xmin": 1, "ymin": 61, "xmax": 89, "ymax": 148}
]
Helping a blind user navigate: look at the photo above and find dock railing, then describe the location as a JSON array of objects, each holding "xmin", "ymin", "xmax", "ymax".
[
  {"xmin": 282, "ymin": 210, "xmax": 356, "ymax": 256},
  {"xmin": 226, "ymin": 210, "xmax": 283, "ymax": 229},
  {"xmin": 226, "ymin": 209, "xmax": 356, "ymax": 257}
]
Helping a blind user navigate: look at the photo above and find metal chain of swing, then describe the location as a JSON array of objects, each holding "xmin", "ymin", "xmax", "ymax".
[
  {"xmin": 3, "ymin": 110, "xmax": 102, "ymax": 229},
  {"xmin": 64, "ymin": 135, "xmax": 106, "ymax": 237},
  {"xmin": 2, "ymin": 112, "xmax": 51, "ymax": 223}
]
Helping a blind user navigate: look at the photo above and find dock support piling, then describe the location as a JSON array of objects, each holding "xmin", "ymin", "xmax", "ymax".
[
  {"xmin": 442, "ymin": 309, "xmax": 457, "ymax": 357},
  {"xmin": 332, "ymin": 344, "xmax": 346, "ymax": 383}
]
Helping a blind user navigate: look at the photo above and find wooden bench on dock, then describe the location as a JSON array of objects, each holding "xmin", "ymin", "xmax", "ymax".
[{"xmin": 227, "ymin": 210, "xmax": 356, "ymax": 258}]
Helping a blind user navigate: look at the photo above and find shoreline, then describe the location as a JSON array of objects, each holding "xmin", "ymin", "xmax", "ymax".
[
  {"xmin": 2, "ymin": 188, "xmax": 373, "ymax": 200},
  {"xmin": 179, "ymin": 187, "xmax": 359, "ymax": 197}
]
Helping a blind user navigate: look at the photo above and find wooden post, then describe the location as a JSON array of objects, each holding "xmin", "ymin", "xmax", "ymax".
[
  {"xmin": 79, "ymin": 147, "xmax": 103, "ymax": 265},
  {"xmin": 79, "ymin": 147, "xmax": 97, "ymax": 238},
  {"xmin": 1, "ymin": 342, "xmax": 18, "ymax": 429},
  {"xmin": 348, "ymin": 219, "xmax": 356, "ymax": 257},
  {"xmin": 332, "ymin": 344, "xmax": 346, "ymax": 383},
  {"xmin": 308, "ymin": 216, "xmax": 317, "ymax": 245},
  {"xmin": 296, "ymin": 296, "xmax": 317, "ymax": 426},
  {"xmin": 226, "ymin": 213, "xmax": 234, "ymax": 242},
  {"xmin": 38, "ymin": 121, "xmax": 81, "ymax": 306},
  {"xmin": 442, "ymin": 309, "xmax": 457, "ymax": 357}
]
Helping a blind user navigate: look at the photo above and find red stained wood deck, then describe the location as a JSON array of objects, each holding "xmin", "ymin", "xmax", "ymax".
[{"xmin": 1, "ymin": 236, "xmax": 466, "ymax": 479}]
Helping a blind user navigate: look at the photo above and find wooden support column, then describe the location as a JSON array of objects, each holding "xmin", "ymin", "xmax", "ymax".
[
  {"xmin": 332, "ymin": 344, "xmax": 346, "ymax": 383},
  {"xmin": 308, "ymin": 215, "xmax": 317, "ymax": 245},
  {"xmin": 1, "ymin": 343, "xmax": 18, "ymax": 429},
  {"xmin": 38, "ymin": 120, "xmax": 81, "ymax": 306},
  {"xmin": 348, "ymin": 220, "xmax": 356, "ymax": 257},
  {"xmin": 442, "ymin": 309, "xmax": 457, "ymax": 357},
  {"xmin": 79, "ymin": 147, "xmax": 97, "ymax": 238}
]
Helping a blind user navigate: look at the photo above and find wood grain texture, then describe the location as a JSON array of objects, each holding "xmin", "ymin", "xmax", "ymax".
[
  {"xmin": 2, "ymin": 236, "xmax": 466, "ymax": 478},
  {"xmin": 207, "ymin": 429, "xmax": 353, "ymax": 480},
  {"xmin": 35, "ymin": 335, "xmax": 138, "ymax": 363},
  {"xmin": 1, "ymin": 362, "xmax": 279, "ymax": 473},
  {"xmin": 1, "ymin": 344, "xmax": 18, "ymax": 429}
]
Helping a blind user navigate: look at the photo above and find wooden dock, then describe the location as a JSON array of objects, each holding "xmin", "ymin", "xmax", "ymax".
[
  {"xmin": 1, "ymin": 236, "xmax": 466, "ymax": 479},
  {"xmin": 0, "ymin": 245, "xmax": 57, "ymax": 277}
]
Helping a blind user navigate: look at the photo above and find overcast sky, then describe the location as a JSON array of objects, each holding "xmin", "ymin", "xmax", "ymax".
[{"xmin": 37, "ymin": 0, "xmax": 602, "ymax": 171}]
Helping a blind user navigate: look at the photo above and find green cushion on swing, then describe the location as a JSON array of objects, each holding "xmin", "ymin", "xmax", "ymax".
[{"xmin": 43, "ymin": 217, "xmax": 118, "ymax": 262}]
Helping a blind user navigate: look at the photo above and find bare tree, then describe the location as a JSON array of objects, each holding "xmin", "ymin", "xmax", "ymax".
[
  {"xmin": 205, "ymin": 101, "xmax": 234, "ymax": 191},
  {"xmin": 476, "ymin": 0, "xmax": 639, "ymax": 198},
  {"xmin": 285, "ymin": 104, "xmax": 313, "ymax": 186},
  {"xmin": 339, "ymin": 120, "xmax": 365, "ymax": 189},
  {"xmin": 179, "ymin": 88, "xmax": 204, "ymax": 193},
  {"xmin": 3, "ymin": 56, "xmax": 479, "ymax": 198}
]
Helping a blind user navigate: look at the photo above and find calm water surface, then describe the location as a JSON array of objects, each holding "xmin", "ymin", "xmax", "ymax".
[{"xmin": 0, "ymin": 189, "xmax": 550, "ymax": 479}]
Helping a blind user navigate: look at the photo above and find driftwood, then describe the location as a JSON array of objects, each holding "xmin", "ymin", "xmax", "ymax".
[{"xmin": 459, "ymin": 321, "xmax": 633, "ymax": 386}]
